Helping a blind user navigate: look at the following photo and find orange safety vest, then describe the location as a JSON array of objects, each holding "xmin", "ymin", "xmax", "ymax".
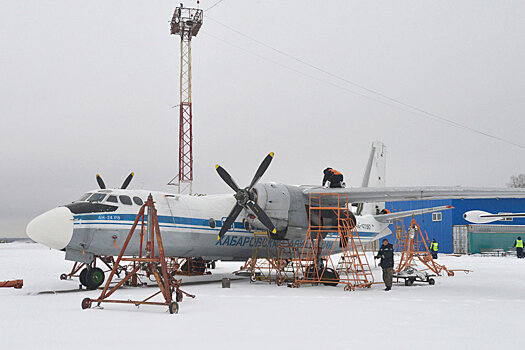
[{"xmin": 330, "ymin": 169, "xmax": 342, "ymax": 176}]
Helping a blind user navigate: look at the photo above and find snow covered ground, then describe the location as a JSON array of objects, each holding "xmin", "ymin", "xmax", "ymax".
[{"xmin": 1, "ymin": 242, "xmax": 524, "ymax": 349}]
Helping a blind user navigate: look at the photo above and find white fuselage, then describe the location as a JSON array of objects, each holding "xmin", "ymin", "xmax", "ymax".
[{"xmin": 27, "ymin": 187, "xmax": 390, "ymax": 263}]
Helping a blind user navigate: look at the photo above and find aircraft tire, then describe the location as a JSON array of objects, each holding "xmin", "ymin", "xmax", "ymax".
[
  {"xmin": 79, "ymin": 268, "xmax": 88, "ymax": 287},
  {"xmin": 86, "ymin": 267, "xmax": 105, "ymax": 290},
  {"xmin": 322, "ymin": 268, "xmax": 340, "ymax": 287}
]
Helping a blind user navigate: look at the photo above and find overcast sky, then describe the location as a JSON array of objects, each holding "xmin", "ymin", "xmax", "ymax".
[{"xmin": 1, "ymin": 1, "xmax": 524, "ymax": 237}]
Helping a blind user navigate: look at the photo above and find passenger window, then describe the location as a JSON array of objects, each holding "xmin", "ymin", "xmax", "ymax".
[
  {"xmin": 119, "ymin": 195, "xmax": 132, "ymax": 205},
  {"xmin": 87, "ymin": 193, "xmax": 106, "ymax": 202},
  {"xmin": 106, "ymin": 195, "xmax": 118, "ymax": 203},
  {"xmin": 133, "ymin": 197, "xmax": 143, "ymax": 205}
]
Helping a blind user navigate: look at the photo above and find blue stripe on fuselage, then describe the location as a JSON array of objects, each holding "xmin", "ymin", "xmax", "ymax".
[
  {"xmin": 72, "ymin": 213, "xmax": 378, "ymax": 237},
  {"xmin": 73, "ymin": 213, "xmax": 244, "ymax": 230}
]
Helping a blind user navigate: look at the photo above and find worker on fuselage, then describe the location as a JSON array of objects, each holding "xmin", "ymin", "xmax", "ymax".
[
  {"xmin": 375, "ymin": 238, "xmax": 394, "ymax": 291},
  {"xmin": 322, "ymin": 168, "xmax": 344, "ymax": 188},
  {"xmin": 514, "ymin": 236, "xmax": 524, "ymax": 259},
  {"xmin": 429, "ymin": 238, "xmax": 438, "ymax": 259}
]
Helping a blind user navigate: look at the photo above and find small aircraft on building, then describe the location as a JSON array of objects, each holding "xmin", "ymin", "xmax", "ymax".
[
  {"xmin": 27, "ymin": 144, "xmax": 525, "ymax": 289},
  {"xmin": 463, "ymin": 210, "xmax": 525, "ymax": 224}
]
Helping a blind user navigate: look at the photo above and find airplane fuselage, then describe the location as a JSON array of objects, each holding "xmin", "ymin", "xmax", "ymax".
[{"xmin": 27, "ymin": 184, "xmax": 391, "ymax": 264}]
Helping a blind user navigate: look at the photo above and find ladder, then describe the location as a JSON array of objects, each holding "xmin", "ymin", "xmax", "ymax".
[{"xmin": 337, "ymin": 218, "xmax": 374, "ymax": 290}]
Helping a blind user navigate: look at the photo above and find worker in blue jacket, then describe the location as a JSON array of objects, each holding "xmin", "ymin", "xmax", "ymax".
[{"xmin": 375, "ymin": 238, "xmax": 394, "ymax": 291}]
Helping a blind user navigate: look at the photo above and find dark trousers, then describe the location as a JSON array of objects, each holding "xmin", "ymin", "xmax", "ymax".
[
  {"xmin": 431, "ymin": 251, "xmax": 438, "ymax": 259},
  {"xmin": 329, "ymin": 174, "xmax": 343, "ymax": 188},
  {"xmin": 517, "ymin": 247, "xmax": 523, "ymax": 259},
  {"xmin": 382, "ymin": 267, "xmax": 393, "ymax": 288}
]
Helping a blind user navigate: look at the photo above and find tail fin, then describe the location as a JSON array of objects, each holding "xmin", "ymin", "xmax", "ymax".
[{"xmin": 357, "ymin": 141, "xmax": 386, "ymax": 215}]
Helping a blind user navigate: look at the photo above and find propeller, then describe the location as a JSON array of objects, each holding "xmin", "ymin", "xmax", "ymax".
[
  {"xmin": 95, "ymin": 172, "xmax": 134, "ymax": 190},
  {"xmin": 120, "ymin": 172, "xmax": 134, "ymax": 189},
  {"xmin": 216, "ymin": 152, "xmax": 276, "ymax": 240},
  {"xmin": 96, "ymin": 174, "xmax": 106, "ymax": 189}
]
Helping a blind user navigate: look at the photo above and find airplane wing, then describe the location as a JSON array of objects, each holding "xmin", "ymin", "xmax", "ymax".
[
  {"xmin": 301, "ymin": 186, "xmax": 525, "ymax": 205},
  {"xmin": 373, "ymin": 205, "xmax": 454, "ymax": 223}
]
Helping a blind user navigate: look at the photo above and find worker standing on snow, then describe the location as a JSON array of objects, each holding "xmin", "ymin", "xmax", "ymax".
[
  {"xmin": 322, "ymin": 168, "xmax": 344, "ymax": 188},
  {"xmin": 429, "ymin": 238, "xmax": 438, "ymax": 259},
  {"xmin": 514, "ymin": 236, "xmax": 524, "ymax": 259},
  {"xmin": 375, "ymin": 238, "xmax": 394, "ymax": 291}
]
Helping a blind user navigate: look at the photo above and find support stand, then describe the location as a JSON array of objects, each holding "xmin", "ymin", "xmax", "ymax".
[
  {"xmin": 396, "ymin": 216, "xmax": 454, "ymax": 276},
  {"xmin": 293, "ymin": 193, "xmax": 374, "ymax": 291},
  {"xmin": 81, "ymin": 194, "xmax": 195, "ymax": 314}
]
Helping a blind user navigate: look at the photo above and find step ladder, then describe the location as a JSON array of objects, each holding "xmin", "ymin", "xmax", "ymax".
[{"xmin": 337, "ymin": 218, "xmax": 374, "ymax": 290}]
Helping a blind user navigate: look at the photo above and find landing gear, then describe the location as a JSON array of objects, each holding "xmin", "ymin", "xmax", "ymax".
[
  {"xmin": 86, "ymin": 267, "xmax": 105, "ymax": 289},
  {"xmin": 321, "ymin": 268, "xmax": 340, "ymax": 287},
  {"xmin": 181, "ymin": 258, "xmax": 206, "ymax": 275},
  {"xmin": 79, "ymin": 267, "xmax": 105, "ymax": 290},
  {"xmin": 79, "ymin": 268, "xmax": 88, "ymax": 287}
]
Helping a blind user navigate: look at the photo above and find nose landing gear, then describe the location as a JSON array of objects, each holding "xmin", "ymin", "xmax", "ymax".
[{"xmin": 79, "ymin": 267, "xmax": 105, "ymax": 290}]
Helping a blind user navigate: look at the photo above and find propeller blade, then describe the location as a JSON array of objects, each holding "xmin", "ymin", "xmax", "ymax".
[
  {"xmin": 246, "ymin": 200, "xmax": 276, "ymax": 234},
  {"xmin": 217, "ymin": 203, "xmax": 244, "ymax": 240},
  {"xmin": 120, "ymin": 172, "xmax": 134, "ymax": 189},
  {"xmin": 248, "ymin": 152, "xmax": 274, "ymax": 191},
  {"xmin": 96, "ymin": 174, "xmax": 106, "ymax": 189},
  {"xmin": 215, "ymin": 165, "xmax": 240, "ymax": 192}
]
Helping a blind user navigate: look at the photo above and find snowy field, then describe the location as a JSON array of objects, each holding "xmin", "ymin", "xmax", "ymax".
[{"xmin": 1, "ymin": 242, "xmax": 524, "ymax": 349}]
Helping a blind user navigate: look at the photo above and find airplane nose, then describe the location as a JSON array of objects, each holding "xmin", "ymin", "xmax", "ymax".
[{"xmin": 26, "ymin": 207, "xmax": 74, "ymax": 250}]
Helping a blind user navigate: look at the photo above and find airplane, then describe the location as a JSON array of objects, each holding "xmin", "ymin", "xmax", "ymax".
[
  {"xmin": 463, "ymin": 210, "xmax": 525, "ymax": 224},
  {"xmin": 26, "ymin": 145, "xmax": 525, "ymax": 289}
]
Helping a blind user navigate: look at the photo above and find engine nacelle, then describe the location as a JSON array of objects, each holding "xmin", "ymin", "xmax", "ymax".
[{"xmin": 250, "ymin": 183, "xmax": 291, "ymax": 233}]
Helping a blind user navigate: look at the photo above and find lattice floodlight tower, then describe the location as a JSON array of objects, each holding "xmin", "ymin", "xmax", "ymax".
[{"xmin": 168, "ymin": 6, "xmax": 203, "ymax": 194}]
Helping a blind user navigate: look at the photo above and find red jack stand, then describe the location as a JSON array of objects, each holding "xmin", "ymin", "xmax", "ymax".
[{"xmin": 81, "ymin": 194, "xmax": 195, "ymax": 314}]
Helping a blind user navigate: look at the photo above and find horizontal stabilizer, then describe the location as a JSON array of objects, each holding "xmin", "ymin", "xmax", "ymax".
[{"xmin": 374, "ymin": 205, "xmax": 454, "ymax": 223}]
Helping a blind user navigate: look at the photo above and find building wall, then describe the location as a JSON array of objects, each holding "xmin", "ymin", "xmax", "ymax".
[
  {"xmin": 450, "ymin": 198, "xmax": 525, "ymax": 226},
  {"xmin": 385, "ymin": 199, "xmax": 454, "ymax": 253},
  {"xmin": 384, "ymin": 198, "xmax": 525, "ymax": 254}
]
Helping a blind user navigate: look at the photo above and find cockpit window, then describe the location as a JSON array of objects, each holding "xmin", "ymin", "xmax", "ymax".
[
  {"xmin": 106, "ymin": 195, "xmax": 118, "ymax": 203},
  {"xmin": 133, "ymin": 197, "xmax": 143, "ymax": 206},
  {"xmin": 77, "ymin": 193, "xmax": 91, "ymax": 202},
  {"xmin": 87, "ymin": 193, "xmax": 106, "ymax": 202},
  {"xmin": 119, "ymin": 195, "xmax": 132, "ymax": 205}
]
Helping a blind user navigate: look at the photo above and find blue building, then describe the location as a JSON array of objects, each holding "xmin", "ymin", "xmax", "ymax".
[{"xmin": 384, "ymin": 198, "xmax": 525, "ymax": 254}]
